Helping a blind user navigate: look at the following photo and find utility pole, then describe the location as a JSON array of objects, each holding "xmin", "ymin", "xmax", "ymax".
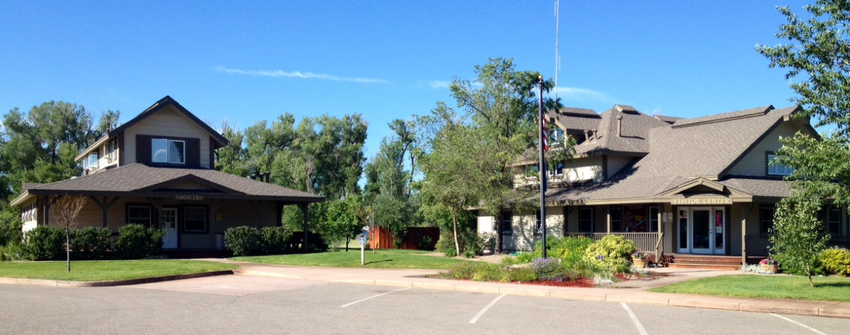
[{"xmin": 539, "ymin": 76, "xmax": 548, "ymax": 259}]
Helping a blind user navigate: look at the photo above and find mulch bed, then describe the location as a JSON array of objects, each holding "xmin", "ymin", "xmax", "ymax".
[{"xmin": 522, "ymin": 278, "xmax": 596, "ymax": 287}]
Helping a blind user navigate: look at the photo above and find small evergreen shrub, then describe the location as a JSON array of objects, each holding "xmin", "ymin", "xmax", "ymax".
[
  {"xmin": 24, "ymin": 226, "xmax": 65, "ymax": 260},
  {"xmin": 584, "ymin": 235, "xmax": 636, "ymax": 273},
  {"xmin": 260, "ymin": 226, "xmax": 291, "ymax": 255},
  {"xmin": 225, "ymin": 226, "xmax": 262, "ymax": 256},
  {"xmin": 70, "ymin": 227, "xmax": 112, "ymax": 260},
  {"xmin": 819, "ymin": 248, "xmax": 850, "ymax": 277},
  {"xmin": 115, "ymin": 224, "xmax": 165, "ymax": 259}
]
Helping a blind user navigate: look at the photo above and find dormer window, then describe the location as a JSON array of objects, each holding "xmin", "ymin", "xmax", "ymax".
[
  {"xmin": 767, "ymin": 153, "xmax": 793, "ymax": 176},
  {"xmin": 152, "ymin": 139, "xmax": 185, "ymax": 164},
  {"xmin": 83, "ymin": 153, "xmax": 98, "ymax": 170}
]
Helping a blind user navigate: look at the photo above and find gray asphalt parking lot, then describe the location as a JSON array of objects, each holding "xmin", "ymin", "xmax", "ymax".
[{"xmin": 3, "ymin": 275, "xmax": 850, "ymax": 335}]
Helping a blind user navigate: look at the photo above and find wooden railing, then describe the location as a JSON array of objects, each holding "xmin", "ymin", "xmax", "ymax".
[
  {"xmin": 746, "ymin": 234, "xmax": 850, "ymax": 257},
  {"xmin": 563, "ymin": 232, "xmax": 660, "ymax": 252}
]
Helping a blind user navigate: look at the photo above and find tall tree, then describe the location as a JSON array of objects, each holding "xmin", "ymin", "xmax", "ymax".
[
  {"xmin": 418, "ymin": 105, "xmax": 483, "ymax": 256},
  {"xmin": 364, "ymin": 118, "xmax": 419, "ymax": 247},
  {"xmin": 424, "ymin": 58, "xmax": 561, "ymax": 253},
  {"xmin": 756, "ymin": 0, "xmax": 850, "ymax": 279}
]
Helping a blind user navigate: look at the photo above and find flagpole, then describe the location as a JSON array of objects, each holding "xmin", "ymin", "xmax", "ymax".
[{"xmin": 539, "ymin": 76, "xmax": 547, "ymax": 259}]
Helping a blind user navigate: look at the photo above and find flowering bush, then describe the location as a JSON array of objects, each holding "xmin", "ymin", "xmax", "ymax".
[
  {"xmin": 819, "ymin": 248, "xmax": 850, "ymax": 276},
  {"xmin": 584, "ymin": 235, "xmax": 636, "ymax": 273},
  {"xmin": 760, "ymin": 258, "xmax": 779, "ymax": 266},
  {"xmin": 632, "ymin": 252, "xmax": 648, "ymax": 260}
]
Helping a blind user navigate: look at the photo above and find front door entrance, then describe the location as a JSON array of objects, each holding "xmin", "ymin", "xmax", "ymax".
[
  {"xmin": 162, "ymin": 208, "xmax": 178, "ymax": 249},
  {"xmin": 677, "ymin": 207, "xmax": 725, "ymax": 255}
]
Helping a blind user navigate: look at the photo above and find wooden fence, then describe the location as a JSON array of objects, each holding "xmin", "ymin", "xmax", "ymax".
[{"xmin": 369, "ymin": 227, "xmax": 440, "ymax": 250}]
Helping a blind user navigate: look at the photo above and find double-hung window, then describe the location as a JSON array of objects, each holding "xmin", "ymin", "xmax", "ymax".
[
  {"xmin": 767, "ymin": 153, "xmax": 793, "ymax": 176},
  {"xmin": 152, "ymin": 139, "xmax": 185, "ymax": 164},
  {"xmin": 610, "ymin": 206, "xmax": 623, "ymax": 232},
  {"xmin": 827, "ymin": 207, "xmax": 842, "ymax": 235},
  {"xmin": 127, "ymin": 205, "xmax": 152, "ymax": 227}
]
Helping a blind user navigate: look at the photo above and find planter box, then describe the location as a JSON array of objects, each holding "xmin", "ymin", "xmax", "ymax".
[
  {"xmin": 760, "ymin": 264, "xmax": 778, "ymax": 273},
  {"xmin": 633, "ymin": 258, "xmax": 648, "ymax": 268}
]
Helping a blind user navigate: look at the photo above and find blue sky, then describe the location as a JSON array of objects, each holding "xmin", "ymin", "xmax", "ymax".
[{"xmin": 0, "ymin": 0, "xmax": 811, "ymax": 160}]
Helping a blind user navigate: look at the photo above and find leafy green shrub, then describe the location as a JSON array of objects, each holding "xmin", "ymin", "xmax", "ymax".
[
  {"xmin": 819, "ymin": 248, "xmax": 850, "ymax": 277},
  {"xmin": 24, "ymin": 226, "xmax": 65, "ymax": 260},
  {"xmin": 445, "ymin": 262, "xmax": 498, "ymax": 280},
  {"xmin": 70, "ymin": 227, "xmax": 112, "ymax": 260},
  {"xmin": 584, "ymin": 235, "xmax": 636, "ymax": 273},
  {"xmin": 225, "ymin": 226, "xmax": 262, "ymax": 256},
  {"xmin": 516, "ymin": 252, "xmax": 534, "ymax": 263},
  {"xmin": 532, "ymin": 258, "xmax": 566, "ymax": 281},
  {"xmin": 260, "ymin": 227, "xmax": 291, "ymax": 255},
  {"xmin": 308, "ymin": 233, "xmax": 329, "ymax": 252},
  {"xmin": 115, "ymin": 224, "xmax": 165, "ymax": 259},
  {"xmin": 0, "ymin": 208, "xmax": 23, "ymax": 247},
  {"xmin": 773, "ymin": 252, "xmax": 825, "ymax": 276},
  {"xmin": 0, "ymin": 243, "xmax": 25, "ymax": 261},
  {"xmin": 525, "ymin": 237, "xmax": 594, "ymax": 265},
  {"xmin": 500, "ymin": 266, "xmax": 536, "ymax": 283},
  {"xmin": 435, "ymin": 232, "xmax": 458, "ymax": 257}
]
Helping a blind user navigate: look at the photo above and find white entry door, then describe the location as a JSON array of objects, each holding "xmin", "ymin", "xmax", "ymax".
[
  {"xmin": 162, "ymin": 208, "xmax": 178, "ymax": 249},
  {"xmin": 678, "ymin": 207, "xmax": 725, "ymax": 255}
]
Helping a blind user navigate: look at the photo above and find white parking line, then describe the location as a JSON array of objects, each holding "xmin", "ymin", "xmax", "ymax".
[
  {"xmin": 469, "ymin": 294, "xmax": 507, "ymax": 324},
  {"xmin": 340, "ymin": 287, "xmax": 411, "ymax": 308},
  {"xmin": 621, "ymin": 303, "xmax": 648, "ymax": 335},
  {"xmin": 772, "ymin": 314, "xmax": 829, "ymax": 335}
]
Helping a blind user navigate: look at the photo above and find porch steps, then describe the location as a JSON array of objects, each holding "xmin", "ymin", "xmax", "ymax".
[{"xmin": 665, "ymin": 254, "xmax": 742, "ymax": 270}]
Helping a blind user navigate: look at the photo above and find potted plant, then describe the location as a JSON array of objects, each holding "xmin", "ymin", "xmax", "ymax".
[
  {"xmin": 632, "ymin": 252, "xmax": 649, "ymax": 268},
  {"xmin": 760, "ymin": 258, "xmax": 779, "ymax": 273}
]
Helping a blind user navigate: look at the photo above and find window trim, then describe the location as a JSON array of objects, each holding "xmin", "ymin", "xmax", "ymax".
[
  {"xmin": 826, "ymin": 206, "xmax": 842, "ymax": 235},
  {"xmin": 610, "ymin": 206, "xmax": 623, "ymax": 232},
  {"xmin": 152, "ymin": 138, "xmax": 186, "ymax": 164},
  {"xmin": 182, "ymin": 206, "xmax": 208, "ymax": 233}
]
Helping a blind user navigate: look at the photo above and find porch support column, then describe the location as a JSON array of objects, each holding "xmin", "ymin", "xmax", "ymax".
[
  {"xmin": 44, "ymin": 195, "xmax": 63, "ymax": 226},
  {"xmin": 742, "ymin": 205, "xmax": 752, "ymax": 267},
  {"xmin": 657, "ymin": 205, "xmax": 663, "ymax": 261},
  {"xmin": 606, "ymin": 206, "xmax": 611, "ymax": 235},
  {"xmin": 299, "ymin": 203, "xmax": 310, "ymax": 252},
  {"xmin": 90, "ymin": 196, "xmax": 121, "ymax": 228},
  {"xmin": 148, "ymin": 198, "xmax": 163, "ymax": 229}
]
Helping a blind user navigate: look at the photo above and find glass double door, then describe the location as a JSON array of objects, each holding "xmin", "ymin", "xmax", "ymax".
[{"xmin": 677, "ymin": 207, "xmax": 725, "ymax": 255}]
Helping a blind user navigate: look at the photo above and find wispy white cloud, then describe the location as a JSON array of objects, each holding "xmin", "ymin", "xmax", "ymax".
[
  {"xmin": 429, "ymin": 80, "xmax": 451, "ymax": 89},
  {"xmin": 549, "ymin": 86, "xmax": 616, "ymax": 103},
  {"xmin": 214, "ymin": 66, "xmax": 390, "ymax": 84}
]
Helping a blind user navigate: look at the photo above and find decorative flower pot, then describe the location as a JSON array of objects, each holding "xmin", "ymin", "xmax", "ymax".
[
  {"xmin": 760, "ymin": 264, "xmax": 778, "ymax": 273},
  {"xmin": 633, "ymin": 258, "xmax": 648, "ymax": 268}
]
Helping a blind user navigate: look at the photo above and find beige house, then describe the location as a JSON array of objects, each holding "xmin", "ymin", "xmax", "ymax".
[
  {"xmin": 479, "ymin": 104, "xmax": 846, "ymax": 266},
  {"xmin": 11, "ymin": 96, "xmax": 323, "ymax": 251}
]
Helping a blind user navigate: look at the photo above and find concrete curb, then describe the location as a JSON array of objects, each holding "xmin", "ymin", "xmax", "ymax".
[
  {"xmin": 0, "ymin": 270, "xmax": 234, "ymax": 287},
  {"xmin": 233, "ymin": 268, "xmax": 850, "ymax": 319}
]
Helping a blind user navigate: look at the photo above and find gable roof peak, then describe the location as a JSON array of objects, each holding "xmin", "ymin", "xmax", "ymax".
[{"xmin": 109, "ymin": 96, "xmax": 229, "ymax": 148}]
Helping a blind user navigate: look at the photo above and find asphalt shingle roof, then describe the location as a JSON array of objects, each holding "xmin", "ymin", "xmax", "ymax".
[{"xmin": 21, "ymin": 164, "xmax": 323, "ymax": 202}]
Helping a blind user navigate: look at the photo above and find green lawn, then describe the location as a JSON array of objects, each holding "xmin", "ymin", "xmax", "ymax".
[
  {"xmin": 0, "ymin": 260, "xmax": 239, "ymax": 282},
  {"xmin": 649, "ymin": 274, "xmax": 850, "ymax": 302},
  {"xmin": 233, "ymin": 249, "xmax": 470, "ymax": 269}
]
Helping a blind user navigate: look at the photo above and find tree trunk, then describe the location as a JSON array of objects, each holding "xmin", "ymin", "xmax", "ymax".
[
  {"xmin": 453, "ymin": 211, "xmax": 460, "ymax": 258},
  {"xmin": 807, "ymin": 263, "xmax": 815, "ymax": 288},
  {"xmin": 65, "ymin": 227, "xmax": 71, "ymax": 272},
  {"xmin": 345, "ymin": 237, "xmax": 349, "ymax": 252},
  {"xmin": 495, "ymin": 213, "xmax": 503, "ymax": 254}
]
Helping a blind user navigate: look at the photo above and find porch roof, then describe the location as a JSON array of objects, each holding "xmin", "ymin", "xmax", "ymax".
[{"xmin": 11, "ymin": 163, "xmax": 324, "ymax": 205}]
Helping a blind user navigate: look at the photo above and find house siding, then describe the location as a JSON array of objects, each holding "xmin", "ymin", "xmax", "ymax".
[
  {"xmin": 123, "ymin": 106, "xmax": 212, "ymax": 169},
  {"xmin": 726, "ymin": 121, "xmax": 800, "ymax": 177},
  {"xmin": 502, "ymin": 207, "xmax": 565, "ymax": 252}
]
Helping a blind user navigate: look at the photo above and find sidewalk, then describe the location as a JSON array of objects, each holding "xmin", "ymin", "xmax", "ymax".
[{"xmin": 205, "ymin": 259, "xmax": 850, "ymax": 319}]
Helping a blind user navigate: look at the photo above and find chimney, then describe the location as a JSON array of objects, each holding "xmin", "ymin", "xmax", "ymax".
[
  {"xmin": 617, "ymin": 115, "xmax": 623, "ymax": 137},
  {"xmin": 584, "ymin": 130, "xmax": 590, "ymax": 142}
]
